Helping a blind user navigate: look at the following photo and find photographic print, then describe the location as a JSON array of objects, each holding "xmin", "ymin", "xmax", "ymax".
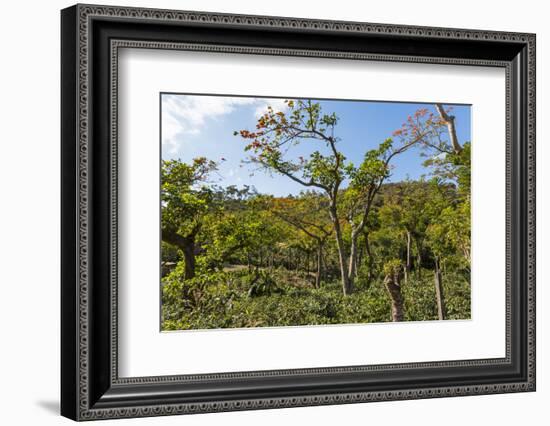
[
  {"xmin": 160, "ymin": 94, "xmax": 472, "ymax": 331},
  {"xmin": 61, "ymin": 7, "xmax": 535, "ymax": 418}
]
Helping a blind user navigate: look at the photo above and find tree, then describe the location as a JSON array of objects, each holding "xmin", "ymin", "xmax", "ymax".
[
  {"xmin": 203, "ymin": 194, "xmax": 282, "ymax": 272},
  {"xmin": 377, "ymin": 181, "xmax": 434, "ymax": 281},
  {"xmin": 161, "ymin": 101, "xmax": 473, "ymax": 331},
  {"xmin": 161, "ymin": 157, "xmax": 217, "ymax": 279},
  {"xmin": 392, "ymin": 105, "xmax": 462, "ymax": 156},
  {"xmin": 236, "ymin": 100, "xmax": 427, "ymax": 295},
  {"xmin": 268, "ymin": 192, "xmax": 333, "ymax": 288},
  {"xmin": 390, "ymin": 104, "xmax": 471, "ymax": 319}
]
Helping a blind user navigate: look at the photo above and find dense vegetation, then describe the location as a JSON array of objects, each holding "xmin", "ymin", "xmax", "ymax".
[{"xmin": 161, "ymin": 100, "xmax": 471, "ymax": 330}]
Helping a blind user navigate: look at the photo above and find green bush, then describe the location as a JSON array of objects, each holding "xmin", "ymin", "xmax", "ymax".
[{"xmin": 161, "ymin": 264, "xmax": 470, "ymax": 331}]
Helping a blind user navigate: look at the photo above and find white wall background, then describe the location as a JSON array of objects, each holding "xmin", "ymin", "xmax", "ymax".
[{"xmin": 0, "ymin": 0, "xmax": 546, "ymax": 424}]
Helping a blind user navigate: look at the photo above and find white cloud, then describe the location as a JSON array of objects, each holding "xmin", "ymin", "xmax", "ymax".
[
  {"xmin": 161, "ymin": 94, "xmax": 257, "ymax": 154},
  {"xmin": 253, "ymin": 98, "xmax": 289, "ymax": 118},
  {"xmin": 161, "ymin": 95, "xmax": 290, "ymax": 154}
]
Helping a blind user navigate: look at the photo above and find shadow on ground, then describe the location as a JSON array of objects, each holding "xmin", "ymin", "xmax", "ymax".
[{"xmin": 36, "ymin": 400, "xmax": 59, "ymax": 415}]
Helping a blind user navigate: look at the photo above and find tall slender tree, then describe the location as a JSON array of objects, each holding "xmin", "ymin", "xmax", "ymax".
[{"xmin": 236, "ymin": 100, "xmax": 428, "ymax": 295}]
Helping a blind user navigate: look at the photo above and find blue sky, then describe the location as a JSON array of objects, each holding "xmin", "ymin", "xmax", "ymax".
[{"xmin": 161, "ymin": 94, "xmax": 471, "ymax": 197}]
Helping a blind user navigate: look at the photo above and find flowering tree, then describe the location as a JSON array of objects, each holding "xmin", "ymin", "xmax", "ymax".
[
  {"xmin": 393, "ymin": 104, "xmax": 470, "ymax": 320},
  {"xmin": 236, "ymin": 100, "xmax": 432, "ymax": 295}
]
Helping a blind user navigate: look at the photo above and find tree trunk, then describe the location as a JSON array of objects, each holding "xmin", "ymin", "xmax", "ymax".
[
  {"xmin": 182, "ymin": 239, "xmax": 196, "ymax": 280},
  {"xmin": 434, "ymin": 257, "xmax": 445, "ymax": 320},
  {"xmin": 330, "ymin": 206, "xmax": 351, "ymax": 295},
  {"xmin": 347, "ymin": 232, "xmax": 359, "ymax": 286},
  {"xmin": 315, "ymin": 244, "xmax": 323, "ymax": 289},
  {"xmin": 415, "ymin": 237, "xmax": 423, "ymax": 279},
  {"xmin": 162, "ymin": 228, "xmax": 197, "ymax": 280},
  {"xmin": 384, "ymin": 271, "xmax": 404, "ymax": 322},
  {"xmin": 435, "ymin": 103, "xmax": 462, "ymax": 154},
  {"xmin": 364, "ymin": 232, "xmax": 374, "ymax": 286},
  {"xmin": 323, "ymin": 252, "xmax": 330, "ymax": 278},
  {"xmin": 336, "ymin": 230, "xmax": 351, "ymax": 295},
  {"xmin": 405, "ymin": 230, "xmax": 412, "ymax": 284}
]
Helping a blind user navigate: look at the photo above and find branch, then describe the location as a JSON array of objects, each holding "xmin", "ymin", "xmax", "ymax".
[
  {"xmin": 294, "ymin": 217, "xmax": 333, "ymax": 238},
  {"xmin": 161, "ymin": 224, "xmax": 198, "ymax": 249},
  {"xmin": 251, "ymin": 158, "xmax": 330, "ymax": 192},
  {"xmin": 350, "ymin": 187, "xmax": 377, "ymax": 239},
  {"xmin": 384, "ymin": 130, "xmax": 431, "ymax": 167},
  {"xmin": 435, "ymin": 103, "xmax": 462, "ymax": 154},
  {"xmin": 272, "ymin": 211, "xmax": 323, "ymax": 241},
  {"xmin": 422, "ymin": 139, "xmax": 454, "ymax": 156},
  {"xmin": 350, "ymin": 131, "xmax": 427, "ymax": 239}
]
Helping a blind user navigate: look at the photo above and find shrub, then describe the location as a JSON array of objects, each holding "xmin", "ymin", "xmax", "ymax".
[{"xmin": 161, "ymin": 264, "xmax": 470, "ymax": 330}]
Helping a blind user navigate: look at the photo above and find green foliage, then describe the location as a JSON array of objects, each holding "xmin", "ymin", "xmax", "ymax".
[
  {"xmin": 401, "ymin": 271, "xmax": 470, "ymax": 321},
  {"xmin": 162, "ymin": 101, "xmax": 472, "ymax": 329},
  {"xmin": 161, "ymin": 266, "xmax": 470, "ymax": 330},
  {"xmin": 426, "ymin": 200, "xmax": 471, "ymax": 269},
  {"xmin": 161, "ymin": 157, "xmax": 218, "ymax": 239},
  {"xmin": 246, "ymin": 269, "xmax": 283, "ymax": 297},
  {"xmin": 383, "ymin": 259, "xmax": 403, "ymax": 276},
  {"xmin": 161, "ymin": 241, "xmax": 180, "ymax": 263}
]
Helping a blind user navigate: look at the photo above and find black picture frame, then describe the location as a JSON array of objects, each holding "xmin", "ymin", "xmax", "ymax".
[{"xmin": 61, "ymin": 4, "xmax": 536, "ymax": 421}]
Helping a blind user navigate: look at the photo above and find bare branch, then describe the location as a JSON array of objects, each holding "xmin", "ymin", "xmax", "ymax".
[
  {"xmin": 435, "ymin": 103, "xmax": 462, "ymax": 154},
  {"xmin": 272, "ymin": 211, "xmax": 332, "ymax": 241},
  {"xmin": 250, "ymin": 158, "xmax": 330, "ymax": 192}
]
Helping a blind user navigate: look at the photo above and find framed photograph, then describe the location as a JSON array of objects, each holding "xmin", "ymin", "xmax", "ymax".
[{"xmin": 61, "ymin": 4, "xmax": 536, "ymax": 421}]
